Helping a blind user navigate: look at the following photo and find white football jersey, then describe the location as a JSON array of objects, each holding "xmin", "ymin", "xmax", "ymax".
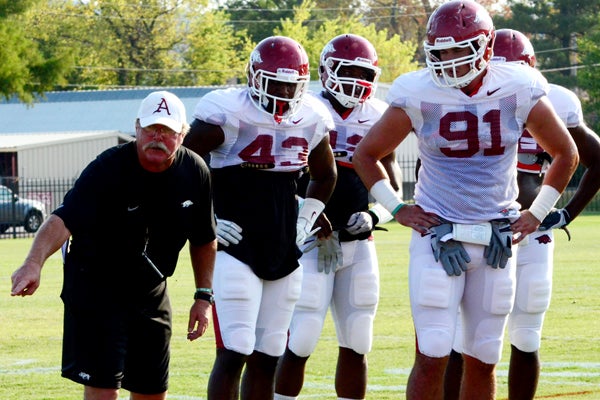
[
  {"xmin": 193, "ymin": 87, "xmax": 334, "ymax": 172},
  {"xmin": 387, "ymin": 63, "xmax": 549, "ymax": 223},
  {"xmin": 517, "ymin": 83, "xmax": 583, "ymax": 173},
  {"xmin": 314, "ymin": 91, "xmax": 388, "ymax": 166}
]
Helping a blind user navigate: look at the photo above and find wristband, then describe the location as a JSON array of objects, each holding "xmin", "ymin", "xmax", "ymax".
[
  {"xmin": 369, "ymin": 202, "xmax": 394, "ymax": 225},
  {"xmin": 528, "ymin": 185, "xmax": 561, "ymax": 222},
  {"xmin": 194, "ymin": 288, "xmax": 214, "ymax": 304},
  {"xmin": 298, "ymin": 197, "xmax": 325, "ymax": 226},
  {"xmin": 370, "ymin": 179, "xmax": 404, "ymax": 215}
]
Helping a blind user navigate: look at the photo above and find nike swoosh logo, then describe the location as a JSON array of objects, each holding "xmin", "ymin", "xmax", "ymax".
[
  {"xmin": 181, "ymin": 200, "xmax": 193, "ymax": 208},
  {"xmin": 358, "ymin": 119, "xmax": 370, "ymax": 124},
  {"xmin": 292, "ymin": 118, "xmax": 303, "ymax": 125},
  {"xmin": 127, "ymin": 205, "xmax": 139, "ymax": 211},
  {"xmin": 487, "ymin": 88, "xmax": 501, "ymax": 96}
]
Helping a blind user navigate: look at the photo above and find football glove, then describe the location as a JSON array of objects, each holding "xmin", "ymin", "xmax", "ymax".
[
  {"xmin": 484, "ymin": 220, "xmax": 513, "ymax": 269},
  {"xmin": 539, "ymin": 208, "xmax": 571, "ymax": 230},
  {"xmin": 215, "ymin": 217, "xmax": 243, "ymax": 247},
  {"xmin": 430, "ymin": 223, "xmax": 471, "ymax": 276},
  {"xmin": 296, "ymin": 198, "xmax": 324, "ymax": 245},
  {"xmin": 345, "ymin": 211, "xmax": 374, "ymax": 235},
  {"xmin": 304, "ymin": 231, "xmax": 343, "ymax": 274}
]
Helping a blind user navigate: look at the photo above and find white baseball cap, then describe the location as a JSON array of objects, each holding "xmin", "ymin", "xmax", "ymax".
[{"xmin": 137, "ymin": 91, "xmax": 186, "ymax": 133}]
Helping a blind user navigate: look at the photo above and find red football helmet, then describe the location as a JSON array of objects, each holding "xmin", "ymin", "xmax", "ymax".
[
  {"xmin": 319, "ymin": 34, "xmax": 381, "ymax": 108},
  {"xmin": 247, "ymin": 36, "xmax": 310, "ymax": 122},
  {"xmin": 424, "ymin": 0, "xmax": 495, "ymax": 88},
  {"xmin": 492, "ymin": 29, "xmax": 536, "ymax": 67}
]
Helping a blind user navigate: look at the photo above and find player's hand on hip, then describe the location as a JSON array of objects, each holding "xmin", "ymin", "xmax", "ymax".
[
  {"xmin": 215, "ymin": 217, "xmax": 243, "ymax": 247},
  {"xmin": 345, "ymin": 211, "xmax": 373, "ymax": 235},
  {"xmin": 510, "ymin": 211, "xmax": 540, "ymax": 244},
  {"xmin": 396, "ymin": 205, "xmax": 441, "ymax": 234}
]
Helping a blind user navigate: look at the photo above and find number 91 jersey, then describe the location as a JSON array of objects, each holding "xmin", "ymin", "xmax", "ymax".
[
  {"xmin": 387, "ymin": 63, "xmax": 550, "ymax": 223},
  {"xmin": 193, "ymin": 87, "xmax": 334, "ymax": 171}
]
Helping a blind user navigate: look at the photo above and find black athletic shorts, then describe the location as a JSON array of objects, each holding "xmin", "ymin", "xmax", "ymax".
[{"xmin": 60, "ymin": 279, "xmax": 172, "ymax": 394}]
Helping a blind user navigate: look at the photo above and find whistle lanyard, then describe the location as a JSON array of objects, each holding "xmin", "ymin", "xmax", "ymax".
[{"xmin": 142, "ymin": 227, "xmax": 165, "ymax": 279}]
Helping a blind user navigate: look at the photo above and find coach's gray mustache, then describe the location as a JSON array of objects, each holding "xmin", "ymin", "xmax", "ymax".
[{"xmin": 143, "ymin": 142, "xmax": 170, "ymax": 153}]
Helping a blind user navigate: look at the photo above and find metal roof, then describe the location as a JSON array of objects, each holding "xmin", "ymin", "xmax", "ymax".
[
  {"xmin": 0, "ymin": 86, "xmax": 239, "ymax": 136},
  {"xmin": 0, "ymin": 131, "xmax": 133, "ymax": 152}
]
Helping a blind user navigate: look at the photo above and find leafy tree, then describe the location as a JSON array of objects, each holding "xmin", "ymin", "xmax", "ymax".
[
  {"xmin": 577, "ymin": 31, "xmax": 600, "ymax": 131},
  {"xmin": 220, "ymin": 0, "xmax": 302, "ymax": 43},
  {"xmin": 276, "ymin": 0, "xmax": 419, "ymax": 83},
  {"xmin": 184, "ymin": 9, "xmax": 254, "ymax": 85},
  {"xmin": 0, "ymin": 0, "xmax": 69, "ymax": 102},
  {"xmin": 495, "ymin": 0, "xmax": 600, "ymax": 88}
]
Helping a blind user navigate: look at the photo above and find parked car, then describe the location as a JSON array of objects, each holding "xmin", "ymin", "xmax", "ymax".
[{"xmin": 0, "ymin": 185, "xmax": 47, "ymax": 233}]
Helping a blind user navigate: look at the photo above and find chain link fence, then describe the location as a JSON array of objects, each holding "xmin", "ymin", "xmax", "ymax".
[{"xmin": 1, "ymin": 165, "xmax": 597, "ymax": 239}]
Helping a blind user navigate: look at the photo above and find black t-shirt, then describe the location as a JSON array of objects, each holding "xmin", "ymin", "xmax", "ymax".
[
  {"xmin": 211, "ymin": 166, "xmax": 301, "ymax": 280},
  {"xmin": 55, "ymin": 142, "xmax": 215, "ymax": 295}
]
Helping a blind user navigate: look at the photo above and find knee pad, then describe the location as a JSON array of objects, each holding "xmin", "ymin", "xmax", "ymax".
[
  {"xmin": 413, "ymin": 268, "xmax": 456, "ymax": 357},
  {"xmin": 417, "ymin": 328, "xmax": 454, "ymax": 358},
  {"xmin": 259, "ymin": 329, "xmax": 290, "ymax": 357},
  {"xmin": 225, "ymin": 326, "xmax": 256, "ymax": 355},
  {"xmin": 508, "ymin": 309, "xmax": 545, "ymax": 352},
  {"xmin": 345, "ymin": 312, "xmax": 374, "ymax": 354},
  {"xmin": 288, "ymin": 314, "xmax": 324, "ymax": 357},
  {"xmin": 469, "ymin": 318, "xmax": 505, "ymax": 364},
  {"xmin": 510, "ymin": 326, "xmax": 542, "ymax": 353}
]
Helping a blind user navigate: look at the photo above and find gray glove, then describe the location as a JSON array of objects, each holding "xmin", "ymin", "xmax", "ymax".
[
  {"xmin": 215, "ymin": 217, "xmax": 243, "ymax": 247},
  {"xmin": 430, "ymin": 223, "xmax": 471, "ymax": 276},
  {"xmin": 484, "ymin": 220, "xmax": 513, "ymax": 269},
  {"xmin": 304, "ymin": 231, "xmax": 343, "ymax": 274},
  {"xmin": 345, "ymin": 211, "xmax": 374, "ymax": 235}
]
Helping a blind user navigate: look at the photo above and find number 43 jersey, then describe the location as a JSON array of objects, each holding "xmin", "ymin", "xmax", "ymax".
[
  {"xmin": 192, "ymin": 87, "xmax": 334, "ymax": 280},
  {"xmin": 387, "ymin": 63, "xmax": 550, "ymax": 223},
  {"xmin": 193, "ymin": 87, "xmax": 334, "ymax": 172}
]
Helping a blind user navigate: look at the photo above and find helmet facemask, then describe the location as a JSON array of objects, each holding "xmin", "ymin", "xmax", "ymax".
[
  {"xmin": 248, "ymin": 67, "xmax": 308, "ymax": 123},
  {"xmin": 322, "ymin": 57, "xmax": 381, "ymax": 108},
  {"xmin": 425, "ymin": 32, "xmax": 492, "ymax": 89}
]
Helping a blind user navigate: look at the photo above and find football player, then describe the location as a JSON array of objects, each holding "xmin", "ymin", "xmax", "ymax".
[
  {"xmin": 183, "ymin": 36, "xmax": 337, "ymax": 400},
  {"xmin": 353, "ymin": 1, "xmax": 579, "ymax": 398},
  {"xmin": 274, "ymin": 34, "xmax": 401, "ymax": 400},
  {"xmin": 443, "ymin": 28, "xmax": 600, "ymax": 400}
]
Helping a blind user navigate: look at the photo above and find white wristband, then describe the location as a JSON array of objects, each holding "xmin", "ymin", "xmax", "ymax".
[
  {"xmin": 528, "ymin": 185, "xmax": 561, "ymax": 222},
  {"xmin": 298, "ymin": 197, "xmax": 325, "ymax": 226},
  {"xmin": 369, "ymin": 202, "xmax": 394, "ymax": 225},
  {"xmin": 370, "ymin": 179, "xmax": 404, "ymax": 215}
]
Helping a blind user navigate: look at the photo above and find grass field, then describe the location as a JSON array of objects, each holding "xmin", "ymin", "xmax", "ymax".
[{"xmin": 1, "ymin": 215, "xmax": 599, "ymax": 399}]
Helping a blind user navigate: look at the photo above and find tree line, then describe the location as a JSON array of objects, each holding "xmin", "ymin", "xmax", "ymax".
[{"xmin": 3, "ymin": 0, "xmax": 600, "ymax": 130}]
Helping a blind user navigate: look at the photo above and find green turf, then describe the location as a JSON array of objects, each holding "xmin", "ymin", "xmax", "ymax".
[{"xmin": 1, "ymin": 215, "xmax": 599, "ymax": 399}]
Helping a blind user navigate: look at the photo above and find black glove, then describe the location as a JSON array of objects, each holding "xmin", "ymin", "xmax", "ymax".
[
  {"xmin": 484, "ymin": 220, "xmax": 513, "ymax": 269},
  {"xmin": 430, "ymin": 223, "xmax": 471, "ymax": 276}
]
